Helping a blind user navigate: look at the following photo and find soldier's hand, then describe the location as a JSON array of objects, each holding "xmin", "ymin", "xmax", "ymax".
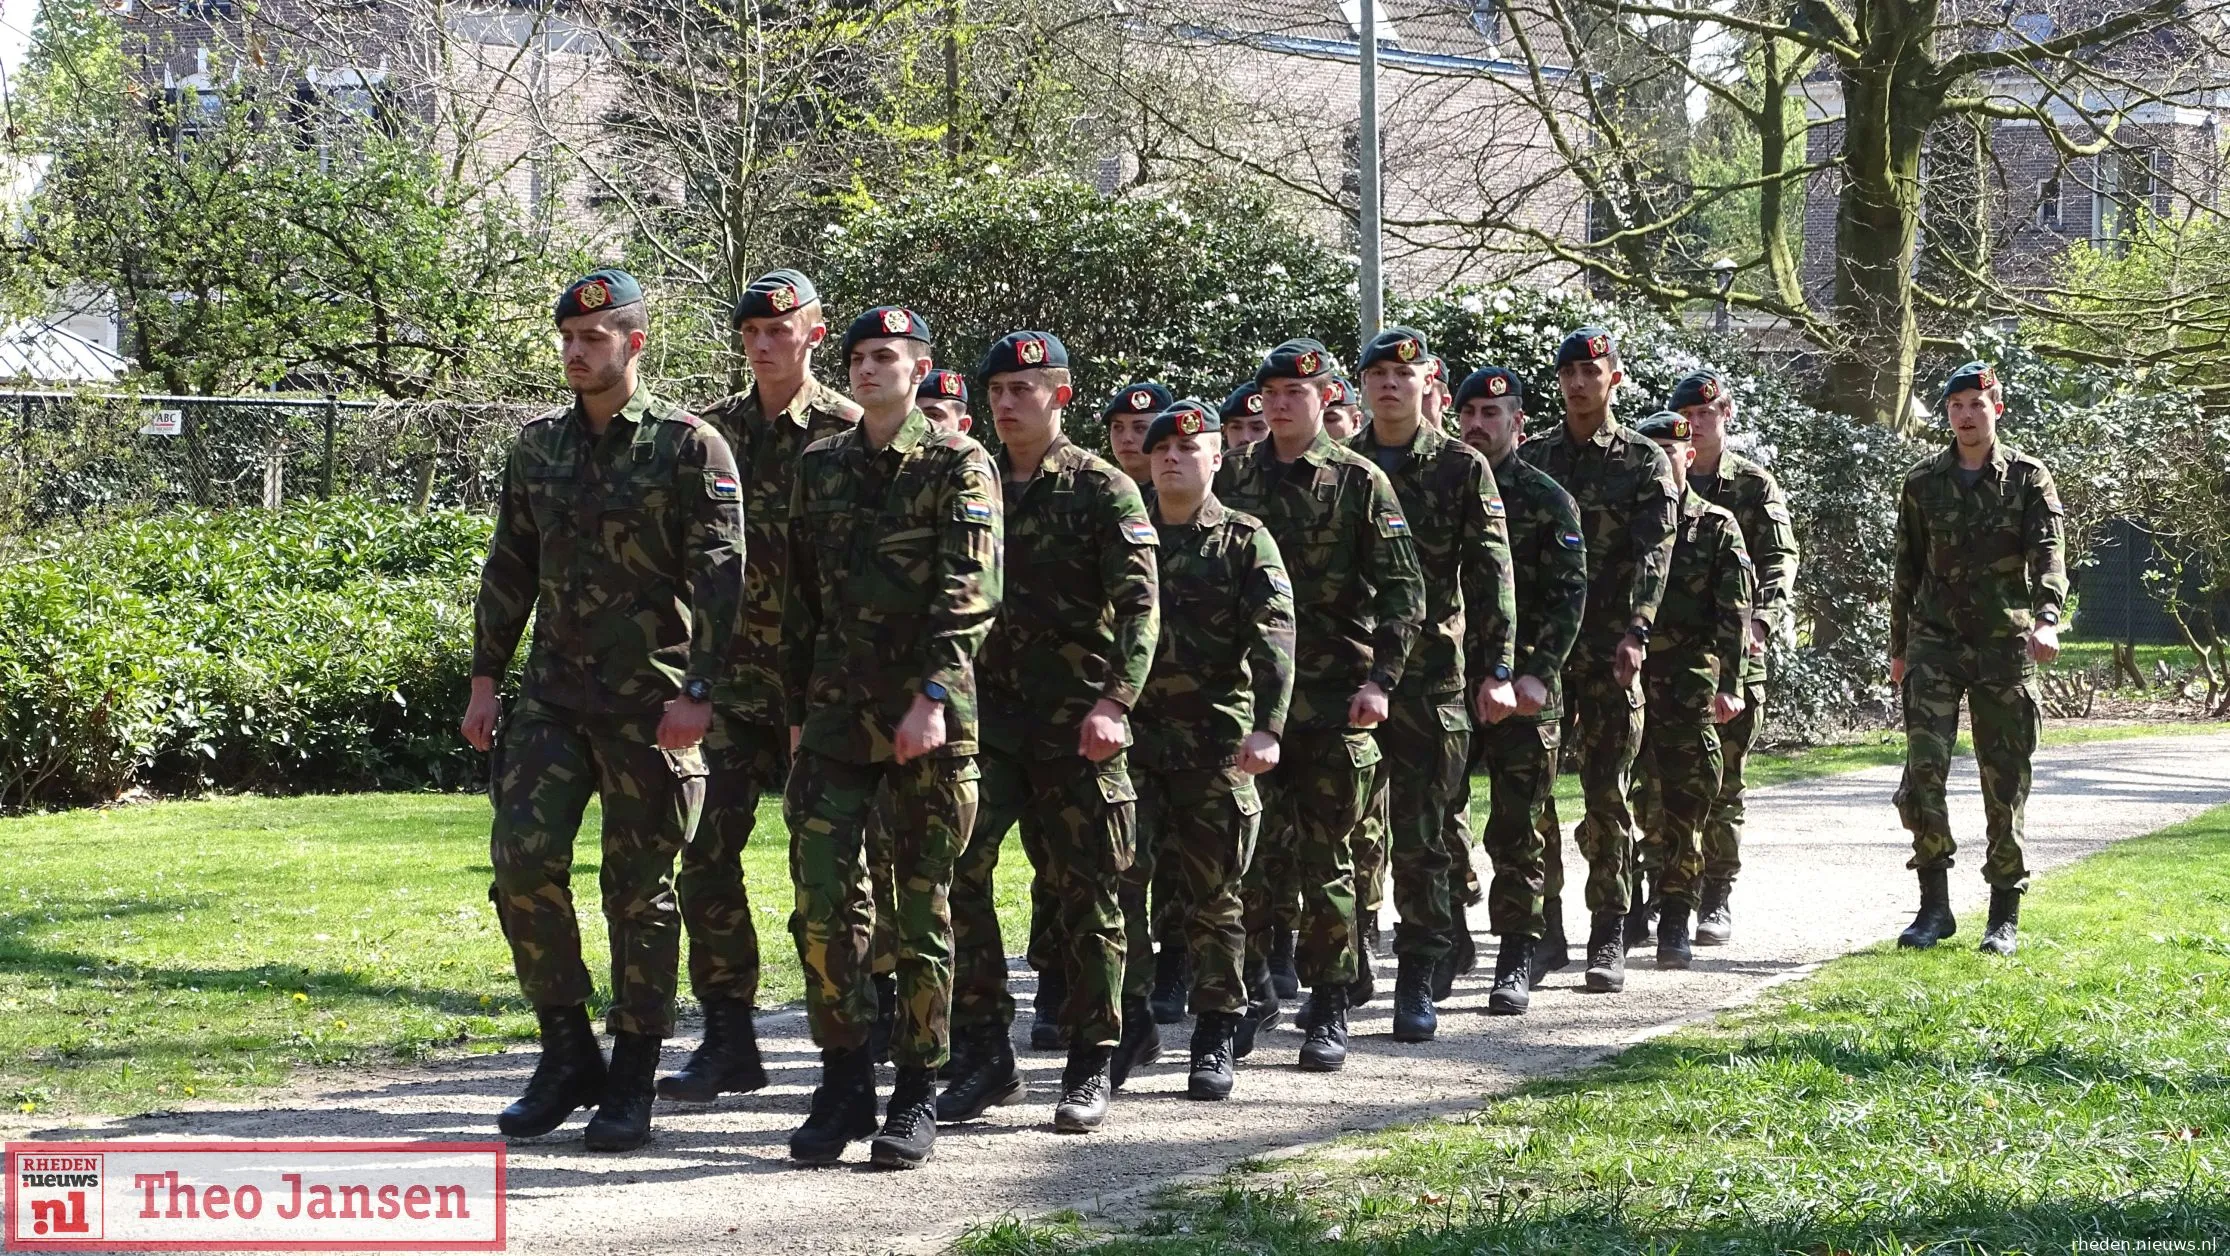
[
  {"xmin": 1890, "ymin": 656, "xmax": 1907, "ymax": 686},
  {"xmin": 1238, "ymin": 730, "xmax": 1281, "ymax": 775},
  {"xmin": 1712, "ymin": 692, "xmax": 1746, "ymax": 724},
  {"xmin": 1349, "ymin": 681, "xmax": 1390, "ymax": 728},
  {"xmin": 460, "ymin": 678, "xmax": 500, "ymax": 752},
  {"xmin": 657, "ymin": 698, "xmax": 713, "ymax": 750},
  {"xmin": 1747, "ymin": 617, "xmax": 1769, "ymax": 658},
  {"xmin": 1512, "ymin": 674, "xmax": 1549, "ymax": 717},
  {"xmin": 2027, "ymin": 622, "xmax": 2061, "ymax": 665},
  {"xmin": 895, "ymin": 694, "xmax": 948, "ymax": 764},
  {"xmin": 1614, "ymin": 633, "xmax": 1646, "ymax": 689},
  {"xmin": 1077, "ymin": 699, "xmax": 1131, "ymax": 763},
  {"xmin": 1475, "ymin": 678, "xmax": 1518, "ymax": 725}
]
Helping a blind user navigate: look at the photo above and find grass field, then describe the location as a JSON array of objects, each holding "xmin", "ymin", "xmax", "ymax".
[{"xmin": 958, "ymin": 802, "xmax": 2230, "ymax": 1256}]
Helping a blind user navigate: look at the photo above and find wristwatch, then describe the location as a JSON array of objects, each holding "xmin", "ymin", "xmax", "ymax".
[
  {"xmin": 1490, "ymin": 664, "xmax": 1513, "ymax": 682},
  {"xmin": 922, "ymin": 680, "xmax": 950, "ymax": 703},
  {"xmin": 1626, "ymin": 622, "xmax": 1652, "ymax": 645},
  {"xmin": 682, "ymin": 676, "xmax": 713, "ymax": 703},
  {"xmin": 2037, "ymin": 609, "xmax": 2061, "ymax": 626}
]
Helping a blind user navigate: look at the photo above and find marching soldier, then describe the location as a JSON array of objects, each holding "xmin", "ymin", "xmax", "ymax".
[
  {"xmin": 782, "ymin": 305, "xmax": 1001, "ymax": 1170},
  {"xmin": 1104, "ymin": 380, "xmax": 1175, "ymax": 483},
  {"xmin": 1519, "ymin": 327, "xmax": 1677, "ymax": 995},
  {"xmin": 1667, "ymin": 370, "xmax": 1798, "ymax": 944},
  {"xmin": 1122, "ymin": 398, "xmax": 1295, "ymax": 1100},
  {"xmin": 1221, "ymin": 382, "xmax": 1271, "ymax": 449},
  {"xmin": 919, "ymin": 368, "xmax": 973, "ymax": 434},
  {"xmin": 1628, "ymin": 412, "xmax": 1753, "ymax": 970},
  {"xmin": 1891, "ymin": 360, "xmax": 2066, "ymax": 957},
  {"xmin": 464, "ymin": 268, "xmax": 743, "ymax": 1152},
  {"xmin": 940, "ymin": 331, "xmax": 1160, "ymax": 1134},
  {"xmin": 663, "ymin": 268, "xmax": 859, "ymax": 1105},
  {"xmin": 1323, "ymin": 368, "xmax": 1386, "ymax": 984},
  {"xmin": 1349, "ymin": 328, "xmax": 1517, "ymax": 1042},
  {"xmin": 1322, "ymin": 376, "xmax": 1364, "ymax": 440},
  {"xmin": 1217, "ymin": 338, "xmax": 1425, "ymax": 1072},
  {"xmin": 1452, "ymin": 366, "xmax": 1586, "ymax": 1013}
]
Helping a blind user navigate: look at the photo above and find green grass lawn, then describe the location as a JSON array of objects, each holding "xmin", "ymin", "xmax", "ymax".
[{"xmin": 959, "ymin": 803, "xmax": 2230, "ymax": 1256}]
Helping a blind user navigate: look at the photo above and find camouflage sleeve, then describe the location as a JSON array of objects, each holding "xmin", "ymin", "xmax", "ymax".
[
  {"xmin": 780, "ymin": 464, "xmax": 819, "ymax": 728},
  {"xmin": 680, "ymin": 425, "xmax": 746, "ymax": 688},
  {"xmin": 1096, "ymin": 473, "xmax": 1161, "ymax": 711},
  {"xmin": 1629, "ymin": 440, "xmax": 1680, "ymax": 628},
  {"xmin": 1889, "ymin": 474, "xmax": 1924, "ymax": 661},
  {"xmin": 471, "ymin": 445, "xmax": 538, "ymax": 681},
  {"xmin": 921, "ymin": 444, "xmax": 1004, "ymax": 698},
  {"xmin": 1716, "ymin": 522, "xmax": 1755, "ymax": 699},
  {"xmin": 1362, "ymin": 468, "xmax": 1426, "ymax": 693},
  {"xmin": 1749, "ymin": 468, "xmax": 1801, "ymax": 640},
  {"xmin": 1244, "ymin": 527, "xmax": 1298, "ymax": 738},
  {"xmin": 2025, "ymin": 462, "xmax": 2069, "ymax": 623},
  {"xmin": 1463, "ymin": 457, "xmax": 1519, "ymax": 684},
  {"xmin": 1528, "ymin": 484, "xmax": 1590, "ymax": 687}
]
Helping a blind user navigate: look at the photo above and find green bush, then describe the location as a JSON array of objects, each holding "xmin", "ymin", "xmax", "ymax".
[{"xmin": 0, "ymin": 501, "xmax": 489, "ymax": 810}]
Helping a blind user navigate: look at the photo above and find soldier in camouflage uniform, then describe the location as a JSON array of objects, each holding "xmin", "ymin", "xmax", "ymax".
[
  {"xmin": 782, "ymin": 305, "xmax": 1002, "ymax": 1170},
  {"xmin": 938, "ymin": 331, "xmax": 1159, "ymax": 1136},
  {"xmin": 1222, "ymin": 382, "xmax": 1271, "ymax": 449},
  {"xmin": 1217, "ymin": 338, "xmax": 1425, "ymax": 1073},
  {"xmin": 1349, "ymin": 328, "xmax": 1517, "ymax": 1043},
  {"xmin": 1891, "ymin": 360, "xmax": 2066, "ymax": 958},
  {"xmin": 1103, "ymin": 380, "xmax": 1174, "ymax": 484},
  {"xmin": 1519, "ymin": 327, "xmax": 1677, "ymax": 996},
  {"xmin": 1303, "ymin": 374, "xmax": 1372, "ymax": 996},
  {"xmin": 1452, "ymin": 366, "xmax": 1587, "ymax": 1014},
  {"xmin": 919, "ymin": 368, "xmax": 973, "ymax": 434},
  {"xmin": 1124, "ymin": 398, "xmax": 1295, "ymax": 1100},
  {"xmin": 464, "ymin": 268, "xmax": 743, "ymax": 1153},
  {"xmin": 1627, "ymin": 412, "xmax": 1753, "ymax": 971}
]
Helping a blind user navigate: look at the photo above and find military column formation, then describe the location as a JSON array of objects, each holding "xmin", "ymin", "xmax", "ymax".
[{"xmin": 465, "ymin": 267, "xmax": 2060, "ymax": 1166}]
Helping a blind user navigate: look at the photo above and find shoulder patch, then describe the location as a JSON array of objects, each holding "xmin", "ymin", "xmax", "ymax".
[
  {"xmin": 956, "ymin": 498, "xmax": 996, "ymax": 525},
  {"xmin": 1378, "ymin": 512, "xmax": 1410, "ymax": 538},
  {"xmin": 1558, "ymin": 529, "xmax": 1584, "ymax": 550},
  {"xmin": 704, "ymin": 469, "xmax": 741, "ymax": 501},
  {"xmin": 1764, "ymin": 503, "xmax": 1792, "ymax": 524},
  {"xmin": 1486, "ymin": 496, "xmax": 1507, "ymax": 517},
  {"xmin": 1120, "ymin": 518, "xmax": 1158, "ymax": 546},
  {"xmin": 1266, "ymin": 567, "xmax": 1293, "ymax": 597}
]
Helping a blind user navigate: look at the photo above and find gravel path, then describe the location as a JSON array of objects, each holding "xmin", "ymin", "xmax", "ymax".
[{"xmin": 26, "ymin": 732, "xmax": 2230, "ymax": 1255}]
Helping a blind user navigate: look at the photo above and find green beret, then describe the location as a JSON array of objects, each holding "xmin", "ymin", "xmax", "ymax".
[
  {"xmin": 1634, "ymin": 410, "xmax": 1693, "ymax": 441},
  {"xmin": 1356, "ymin": 326, "xmax": 1430, "ymax": 372},
  {"xmin": 918, "ymin": 368, "xmax": 968, "ymax": 406},
  {"xmin": 732, "ymin": 269, "xmax": 818, "ymax": 325},
  {"xmin": 1103, "ymin": 381, "xmax": 1174, "ymax": 421},
  {"xmin": 978, "ymin": 330, "xmax": 1069, "ymax": 379},
  {"xmin": 1254, "ymin": 338, "xmax": 1337, "ymax": 384},
  {"xmin": 555, "ymin": 268, "xmax": 643, "ymax": 325},
  {"xmin": 1142, "ymin": 399, "xmax": 1221, "ymax": 453},
  {"xmin": 1327, "ymin": 376, "xmax": 1359, "ymax": 408},
  {"xmin": 1455, "ymin": 366, "xmax": 1523, "ymax": 411},
  {"xmin": 1939, "ymin": 360, "xmax": 2001, "ymax": 404},
  {"xmin": 1219, "ymin": 381, "xmax": 1265, "ymax": 420},
  {"xmin": 1667, "ymin": 370, "xmax": 1727, "ymax": 411},
  {"xmin": 1555, "ymin": 326, "xmax": 1616, "ymax": 369},
  {"xmin": 840, "ymin": 305, "xmax": 932, "ymax": 359}
]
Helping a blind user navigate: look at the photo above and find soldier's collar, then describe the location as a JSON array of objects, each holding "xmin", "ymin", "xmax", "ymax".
[
  {"xmin": 886, "ymin": 407, "xmax": 931, "ymax": 454},
  {"xmin": 1681, "ymin": 486, "xmax": 1711, "ymax": 516},
  {"xmin": 1358, "ymin": 418, "xmax": 1441, "ymax": 458},
  {"xmin": 1194, "ymin": 493, "xmax": 1229, "ymax": 528},
  {"xmin": 1935, "ymin": 440, "xmax": 2009, "ymax": 480},
  {"xmin": 571, "ymin": 382, "xmax": 657, "ymax": 435},
  {"xmin": 1296, "ymin": 428, "xmax": 1341, "ymax": 465}
]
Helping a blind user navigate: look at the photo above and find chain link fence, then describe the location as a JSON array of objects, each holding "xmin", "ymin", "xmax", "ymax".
[{"xmin": 0, "ymin": 390, "xmax": 547, "ymax": 531}]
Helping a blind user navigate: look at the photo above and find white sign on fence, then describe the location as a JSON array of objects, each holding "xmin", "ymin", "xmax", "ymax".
[{"xmin": 138, "ymin": 409, "xmax": 184, "ymax": 437}]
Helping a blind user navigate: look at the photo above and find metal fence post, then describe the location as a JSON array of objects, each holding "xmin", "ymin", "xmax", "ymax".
[{"xmin": 321, "ymin": 393, "xmax": 339, "ymax": 499}]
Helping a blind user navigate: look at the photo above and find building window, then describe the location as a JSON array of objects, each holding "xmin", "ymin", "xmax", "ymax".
[
  {"xmin": 2036, "ymin": 177, "xmax": 2061, "ymax": 231},
  {"xmin": 2094, "ymin": 148, "xmax": 2158, "ymax": 248},
  {"xmin": 1340, "ymin": 0, "xmax": 1404, "ymax": 45},
  {"xmin": 1469, "ymin": 0, "xmax": 1505, "ymax": 44}
]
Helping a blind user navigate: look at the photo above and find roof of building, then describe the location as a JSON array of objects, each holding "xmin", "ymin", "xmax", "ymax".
[{"xmin": 0, "ymin": 320, "xmax": 135, "ymax": 384}]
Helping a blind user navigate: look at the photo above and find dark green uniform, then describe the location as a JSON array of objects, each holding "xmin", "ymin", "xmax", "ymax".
[
  {"xmin": 686, "ymin": 375, "xmax": 860, "ymax": 1007},
  {"xmin": 1216, "ymin": 431, "xmax": 1425, "ymax": 987},
  {"xmin": 951, "ymin": 435, "xmax": 1160, "ymax": 1050},
  {"xmin": 1471, "ymin": 452, "xmax": 1587, "ymax": 938},
  {"xmin": 1689, "ymin": 449, "xmax": 1798, "ymax": 889},
  {"xmin": 782, "ymin": 409, "xmax": 1002, "ymax": 1068},
  {"xmin": 1520, "ymin": 420, "xmax": 1677, "ymax": 915},
  {"xmin": 1349, "ymin": 420, "xmax": 1517, "ymax": 965},
  {"xmin": 1890, "ymin": 442, "xmax": 2066, "ymax": 890},
  {"xmin": 1631, "ymin": 490, "xmax": 1753, "ymax": 907},
  {"xmin": 476, "ymin": 384, "xmax": 744, "ymax": 1037},
  {"xmin": 1124, "ymin": 492, "xmax": 1295, "ymax": 1014}
]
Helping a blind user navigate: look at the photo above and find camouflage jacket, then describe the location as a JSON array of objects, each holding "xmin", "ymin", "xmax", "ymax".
[
  {"xmin": 1214, "ymin": 429, "xmax": 1425, "ymax": 731},
  {"xmin": 1890, "ymin": 442, "xmax": 2068, "ymax": 659},
  {"xmin": 472, "ymin": 385, "xmax": 743, "ymax": 715},
  {"xmin": 1349, "ymin": 420, "xmax": 1517, "ymax": 696},
  {"xmin": 979, "ymin": 435, "xmax": 1161, "ymax": 759},
  {"xmin": 783, "ymin": 408, "xmax": 1003, "ymax": 762},
  {"xmin": 1131, "ymin": 491, "xmax": 1296, "ymax": 769},
  {"xmin": 1691, "ymin": 448, "xmax": 1799, "ymax": 687},
  {"xmin": 1649, "ymin": 488, "xmax": 1754, "ymax": 699},
  {"xmin": 1487, "ymin": 451, "xmax": 1589, "ymax": 721},
  {"xmin": 1519, "ymin": 417, "xmax": 1678, "ymax": 643},
  {"xmin": 698, "ymin": 374, "xmax": 861, "ymax": 721}
]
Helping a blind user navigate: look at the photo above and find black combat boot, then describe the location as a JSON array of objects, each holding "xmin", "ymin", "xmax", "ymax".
[
  {"xmin": 1053, "ymin": 1045, "xmax": 1114, "ymax": 1133},
  {"xmin": 935, "ymin": 1023, "xmax": 1024, "ymax": 1122},
  {"xmin": 1149, "ymin": 945, "xmax": 1191, "ymax": 1025},
  {"xmin": 1656, "ymin": 901, "xmax": 1694, "ymax": 971},
  {"xmin": 1533, "ymin": 896, "xmax": 1570, "ymax": 986},
  {"xmin": 1187, "ymin": 1012, "xmax": 1239, "ymax": 1101},
  {"xmin": 1623, "ymin": 874, "xmax": 1658, "ymax": 949},
  {"xmin": 1030, "ymin": 968, "xmax": 1070, "ymax": 1051},
  {"xmin": 1233, "ymin": 957, "xmax": 1280, "ymax": 1060},
  {"xmin": 1977, "ymin": 886, "xmax": 2021, "ymax": 956},
  {"xmin": 1432, "ymin": 925, "xmax": 1476, "ymax": 1001},
  {"xmin": 1391, "ymin": 959, "xmax": 1438, "ymax": 1044},
  {"xmin": 1897, "ymin": 867, "xmax": 1957, "ymax": 949},
  {"xmin": 869, "ymin": 973, "xmax": 898, "ymax": 1064},
  {"xmin": 1269, "ymin": 930, "xmax": 1301, "ymax": 1000},
  {"xmin": 1583, "ymin": 913, "xmax": 1627, "ymax": 993},
  {"xmin": 1110, "ymin": 998, "xmax": 1162, "ymax": 1090},
  {"xmin": 498, "ymin": 1005, "xmax": 606, "ymax": 1139},
  {"xmin": 788, "ymin": 1045, "xmax": 879, "ymax": 1165},
  {"xmin": 870, "ymin": 1066, "xmax": 938, "ymax": 1169},
  {"xmin": 937, "ymin": 1018, "xmax": 975, "ymax": 1083},
  {"xmin": 1298, "ymin": 985, "xmax": 1350, "ymax": 1072},
  {"xmin": 583, "ymin": 1030, "xmax": 661, "ymax": 1152},
  {"xmin": 1695, "ymin": 880, "xmax": 1734, "ymax": 946},
  {"xmin": 1488, "ymin": 935, "xmax": 1533, "ymax": 1015},
  {"xmin": 656, "ymin": 998, "xmax": 767, "ymax": 1102}
]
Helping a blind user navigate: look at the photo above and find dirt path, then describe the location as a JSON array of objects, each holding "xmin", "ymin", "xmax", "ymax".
[{"xmin": 25, "ymin": 733, "xmax": 2230, "ymax": 1256}]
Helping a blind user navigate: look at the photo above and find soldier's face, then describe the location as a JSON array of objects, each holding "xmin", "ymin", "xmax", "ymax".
[
  {"xmin": 988, "ymin": 371, "xmax": 1069, "ymax": 445},
  {"xmin": 1107, "ymin": 413, "xmax": 1154, "ymax": 479},
  {"xmin": 1557, "ymin": 357, "xmax": 1619, "ymax": 415},
  {"xmin": 1322, "ymin": 404, "xmax": 1363, "ymax": 440},
  {"xmin": 558, "ymin": 312, "xmax": 642, "ymax": 394},
  {"xmin": 1460, "ymin": 397, "xmax": 1522, "ymax": 462},
  {"xmin": 1150, "ymin": 432, "xmax": 1221, "ymax": 497},
  {"xmin": 1945, "ymin": 389, "xmax": 2001, "ymax": 450},
  {"xmin": 849, "ymin": 339, "xmax": 932, "ymax": 411},
  {"xmin": 1681, "ymin": 398, "xmax": 1730, "ymax": 448},
  {"xmin": 919, "ymin": 398, "xmax": 971, "ymax": 433},
  {"xmin": 1262, "ymin": 378, "xmax": 1326, "ymax": 446},
  {"xmin": 1361, "ymin": 361, "xmax": 1427, "ymax": 425},
  {"xmin": 1651, "ymin": 437, "xmax": 1694, "ymax": 489},
  {"xmin": 738, "ymin": 308, "xmax": 825, "ymax": 381},
  {"xmin": 1225, "ymin": 411, "xmax": 1271, "ymax": 447}
]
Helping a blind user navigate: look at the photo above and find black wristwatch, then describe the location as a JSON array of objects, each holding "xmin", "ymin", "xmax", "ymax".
[
  {"xmin": 1626, "ymin": 622, "xmax": 1652, "ymax": 645},
  {"xmin": 1490, "ymin": 664, "xmax": 1512, "ymax": 682},
  {"xmin": 922, "ymin": 680, "xmax": 950, "ymax": 703},
  {"xmin": 682, "ymin": 676, "xmax": 713, "ymax": 703}
]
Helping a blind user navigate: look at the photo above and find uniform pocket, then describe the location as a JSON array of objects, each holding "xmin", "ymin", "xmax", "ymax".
[
  {"xmin": 660, "ymin": 745, "xmax": 709, "ymax": 779},
  {"xmin": 1091, "ymin": 760, "xmax": 1138, "ymax": 875},
  {"xmin": 1345, "ymin": 730, "xmax": 1383, "ymax": 770},
  {"xmin": 1436, "ymin": 701, "xmax": 1473, "ymax": 734}
]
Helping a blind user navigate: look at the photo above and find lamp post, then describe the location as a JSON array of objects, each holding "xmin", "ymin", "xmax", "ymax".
[{"xmin": 1358, "ymin": 0, "xmax": 1382, "ymax": 347}]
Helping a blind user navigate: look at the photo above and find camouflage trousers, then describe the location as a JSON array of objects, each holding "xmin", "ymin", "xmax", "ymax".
[
  {"xmin": 1120, "ymin": 763, "xmax": 1263, "ymax": 1014},
  {"xmin": 1535, "ymin": 649, "xmax": 1645, "ymax": 915},
  {"xmin": 487, "ymin": 698, "xmax": 703, "ymax": 1037},
  {"xmin": 1895, "ymin": 639, "xmax": 2040, "ymax": 890},
  {"xmin": 786, "ymin": 750, "xmax": 978, "ymax": 1069},
  {"xmin": 1700, "ymin": 681, "xmax": 1765, "ymax": 886},
  {"xmin": 1439, "ymin": 741, "xmax": 1488, "ymax": 912},
  {"xmin": 1351, "ymin": 771, "xmax": 1391, "ymax": 915},
  {"xmin": 1243, "ymin": 728, "xmax": 1379, "ymax": 987},
  {"xmin": 953, "ymin": 747, "xmax": 1136, "ymax": 1048},
  {"xmin": 1476, "ymin": 717, "xmax": 1559, "ymax": 938},
  {"xmin": 867, "ymin": 793, "xmax": 898, "ymax": 976},
  {"xmin": 677, "ymin": 711, "xmax": 784, "ymax": 1006},
  {"xmin": 1378, "ymin": 693, "xmax": 1472, "ymax": 963},
  {"xmin": 1629, "ymin": 662, "xmax": 1724, "ymax": 908}
]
